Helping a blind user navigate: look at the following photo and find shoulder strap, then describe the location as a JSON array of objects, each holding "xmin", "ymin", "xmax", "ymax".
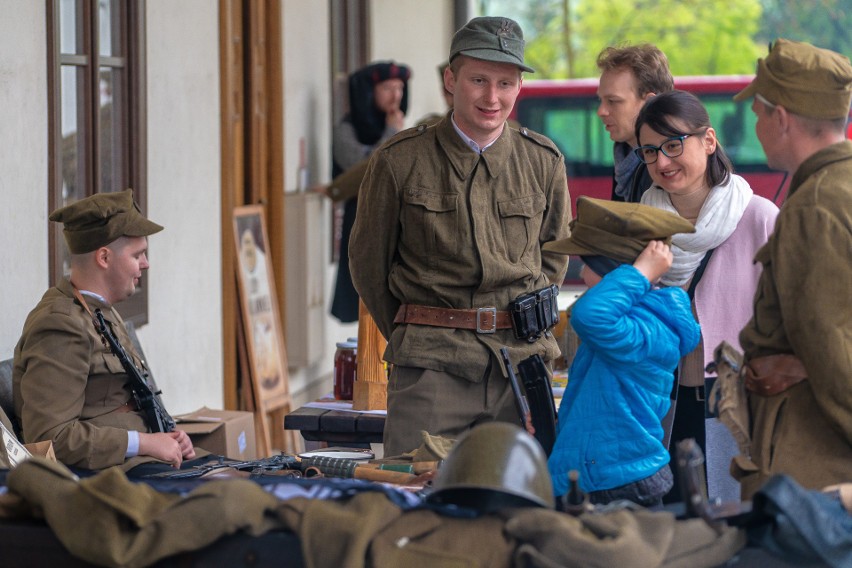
[{"xmin": 686, "ymin": 248, "xmax": 715, "ymax": 300}]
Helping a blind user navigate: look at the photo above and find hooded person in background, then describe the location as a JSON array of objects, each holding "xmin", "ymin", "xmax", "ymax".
[
  {"xmin": 734, "ymin": 39, "xmax": 852, "ymax": 498},
  {"xmin": 330, "ymin": 61, "xmax": 411, "ymax": 323}
]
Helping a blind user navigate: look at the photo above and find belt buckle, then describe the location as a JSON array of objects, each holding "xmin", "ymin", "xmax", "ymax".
[{"xmin": 476, "ymin": 307, "xmax": 497, "ymax": 334}]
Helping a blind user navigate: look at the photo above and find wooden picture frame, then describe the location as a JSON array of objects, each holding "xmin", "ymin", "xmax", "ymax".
[{"xmin": 233, "ymin": 205, "xmax": 293, "ymax": 454}]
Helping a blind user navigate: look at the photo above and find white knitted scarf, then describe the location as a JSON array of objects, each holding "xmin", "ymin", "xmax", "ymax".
[{"xmin": 640, "ymin": 174, "xmax": 753, "ymax": 287}]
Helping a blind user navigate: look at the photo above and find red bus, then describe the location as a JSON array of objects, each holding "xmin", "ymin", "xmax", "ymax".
[{"xmin": 510, "ymin": 75, "xmax": 792, "ymax": 213}]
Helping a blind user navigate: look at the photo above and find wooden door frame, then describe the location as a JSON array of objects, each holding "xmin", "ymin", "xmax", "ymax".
[{"xmin": 219, "ymin": 0, "xmax": 284, "ymax": 410}]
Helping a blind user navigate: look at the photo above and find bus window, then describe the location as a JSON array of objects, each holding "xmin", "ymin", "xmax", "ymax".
[{"xmin": 512, "ymin": 76, "xmax": 789, "ymax": 208}]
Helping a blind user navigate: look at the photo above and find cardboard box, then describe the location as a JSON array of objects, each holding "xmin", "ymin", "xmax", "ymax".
[
  {"xmin": 175, "ymin": 407, "xmax": 257, "ymax": 460},
  {"xmin": 0, "ymin": 421, "xmax": 56, "ymax": 469}
]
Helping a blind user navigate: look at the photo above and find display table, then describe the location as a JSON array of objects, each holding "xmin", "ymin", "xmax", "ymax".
[
  {"xmin": 284, "ymin": 402, "xmax": 385, "ymax": 447},
  {"xmin": 0, "ymin": 518, "xmax": 304, "ymax": 567}
]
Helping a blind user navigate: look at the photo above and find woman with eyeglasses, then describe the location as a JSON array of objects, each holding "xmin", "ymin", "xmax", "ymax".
[{"xmin": 634, "ymin": 90, "xmax": 779, "ymax": 505}]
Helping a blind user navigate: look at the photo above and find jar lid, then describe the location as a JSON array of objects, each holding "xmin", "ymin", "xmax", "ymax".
[
  {"xmin": 346, "ymin": 337, "xmax": 359, "ymax": 344},
  {"xmin": 336, "ymin": 341, "xmax": 357, "ymax": 349}
]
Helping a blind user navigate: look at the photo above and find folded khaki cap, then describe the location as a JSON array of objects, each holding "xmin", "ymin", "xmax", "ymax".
[
  {"xmin": 734, "ymin": 38, "xmax": 852, "ymax": 120},
  {"xmin": 543, "ymin": 197, "xmax": 695, "ymax": 263},
  {"xmin": 449, "ymin": 16, "xmax": 534, "ymax": 73},
  {"xmin": 49, "ymin": 189, "xmax": 163, "ymax": 254}
]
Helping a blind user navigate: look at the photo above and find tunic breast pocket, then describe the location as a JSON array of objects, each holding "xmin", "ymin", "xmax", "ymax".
[
  {"xmin": 498, "ymin": 193, "xmax": 545, "ymax": 263},
  {"xmin": 97, "ymin": 349, "xmax": 126, "ymax": 375},
  {"xmin": 402, "ymin": 188, "xmax": 459, "ymax": 259}
]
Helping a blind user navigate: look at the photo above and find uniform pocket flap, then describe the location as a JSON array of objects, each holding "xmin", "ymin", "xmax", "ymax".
[
  {"xmin": 498, "ymin": 193, "xmax": 545, "ymax": 218},
  {"xmin": 404, "ymin": 188, "xmax": 458, "ymax": 212}
]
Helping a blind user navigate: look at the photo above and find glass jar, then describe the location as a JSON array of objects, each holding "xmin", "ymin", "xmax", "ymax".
[{"xmin": 333, "ymin": 340, "xmax": 357, "ymax": 400}]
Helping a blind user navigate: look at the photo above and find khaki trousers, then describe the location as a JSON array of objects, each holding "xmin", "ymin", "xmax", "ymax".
[{"xmin": 383, "ymin": 358, "xmax": 520, "ymax": 457}]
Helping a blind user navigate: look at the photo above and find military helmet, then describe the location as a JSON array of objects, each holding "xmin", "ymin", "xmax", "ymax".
[{"xmin": 427, "ymin": 422, "xmax": 555, "ymax": 512}]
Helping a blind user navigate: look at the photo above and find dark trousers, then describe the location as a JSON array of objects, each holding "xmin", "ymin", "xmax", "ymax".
[{"xmin": 663, "ymin": 384, "xmax": 707, "ymax": 504}]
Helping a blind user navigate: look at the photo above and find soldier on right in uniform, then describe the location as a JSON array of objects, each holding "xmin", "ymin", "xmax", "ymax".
[{"xmin": 734, "ymin": 39, "xmax": 852, "ymax": 497}]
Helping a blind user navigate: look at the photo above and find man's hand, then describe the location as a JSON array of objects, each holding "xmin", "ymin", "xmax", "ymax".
[
  {"xmin": 633, "ymin": 240, "xmax": 673, "ymax": 284},
  {"xmin": 139, "ymin": 430, "xmax": 196, "ymax": 468},
  {"xmin": 386, "ymin": 108, "xmax": 405, "ymax": 131}
]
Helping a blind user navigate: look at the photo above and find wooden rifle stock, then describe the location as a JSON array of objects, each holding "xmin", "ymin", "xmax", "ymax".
[{"xmin": 93, "ymin": 309, "xmax": 176, "ymax": 433}]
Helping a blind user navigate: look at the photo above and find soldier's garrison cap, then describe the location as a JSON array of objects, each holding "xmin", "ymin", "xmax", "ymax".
[
  {"xmin": 49, "ymin": 189, "xmax": 163, "ymax": 254},
  {"xmin": 543, "ymin": 197, "xmax": 695, "ymax": 264},
  {"xmin": 734, "ymin": 38, "xmax": 852, "ymax": 120},
  {"xmin": 449, "ymin": 16, "xmax": 534, "ymax": 73}
]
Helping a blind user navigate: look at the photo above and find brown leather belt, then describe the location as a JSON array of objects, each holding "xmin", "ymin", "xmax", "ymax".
[
  {"xmin": 394, "ymin": 304, "xmax": 512, "ymax": 334},
  {"xmin": 745, "ymin": 353, "xmax": 807, "ymax": 396}
]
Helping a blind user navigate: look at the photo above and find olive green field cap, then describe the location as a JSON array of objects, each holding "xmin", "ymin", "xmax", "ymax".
[
  {"xmin": 49, "ymin": 189, "xmax": 164, "ymax": 254},
  {"xmin": 733, "ymin": 38, "xmax": 852, "ymax": 120},
  {"xmin": 543, "ymin": 197, "xmax": 695, "ymax": 263},
  {"xmin": 449, "ymin": 16, "xmax": 534, "ymax": 73}
]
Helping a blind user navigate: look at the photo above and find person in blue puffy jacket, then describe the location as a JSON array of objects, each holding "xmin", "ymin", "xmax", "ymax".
[{"xmin": 544, "ymin": 197, "xmax": 700, "ymax": 506}]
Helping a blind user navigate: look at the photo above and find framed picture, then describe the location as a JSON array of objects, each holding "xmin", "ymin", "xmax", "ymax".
[{"xmin": 233, "ymin": 205, "xmax": 292, "ymax": 416}]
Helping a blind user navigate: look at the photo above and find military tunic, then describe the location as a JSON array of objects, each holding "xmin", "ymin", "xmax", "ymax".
[
  {"xmin": 13, "ymin": 277, "xmax": 160, "ymax": 471},
  {"xmin": 350, "ymin": 116, "xmax": 570, "ymax": 451},
  {"xmin": 739, "ymin": 140, "xmax": 852, "ymax": 496}
]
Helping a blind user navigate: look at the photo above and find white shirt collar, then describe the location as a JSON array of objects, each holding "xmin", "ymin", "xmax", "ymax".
[{"xmin": 450, "ymin": 112, "xmax": 503, "ymax": 154}]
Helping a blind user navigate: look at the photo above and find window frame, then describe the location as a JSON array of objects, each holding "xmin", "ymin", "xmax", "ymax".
[{"xmin": 47, "ymin": 0, "xmax": 149, "ymax": 325}]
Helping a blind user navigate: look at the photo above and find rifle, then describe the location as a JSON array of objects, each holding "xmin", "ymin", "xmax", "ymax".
[
  {"xmin": 93, "ymin": 309, "xmax": 176, "ymax": 433},
  {"xmin": 144, "ymin": 453, "xmax": 418, "ymax": 484}
]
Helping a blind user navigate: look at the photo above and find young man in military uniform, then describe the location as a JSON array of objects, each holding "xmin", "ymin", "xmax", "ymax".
[
  {"xmin": 13, "ymin": 190, "xmax": 198, "ymax": 473},
  {"xmin": 349, "ymin": 17, "xmax": 571, "ymax": 457},
  {"xmin": 734, "ymin": 39, "xmax": 852, "ymax": 497}
]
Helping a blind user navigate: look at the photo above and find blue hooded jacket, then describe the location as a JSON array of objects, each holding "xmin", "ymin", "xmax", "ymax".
[{"xmin": 548, "ymin": 264, "xmax": 700, "ymax": 496}]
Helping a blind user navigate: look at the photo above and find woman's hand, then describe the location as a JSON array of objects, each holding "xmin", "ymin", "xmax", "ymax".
[{"xmin": 633, "ymin": 240, "xmax": 673, "ymax": 284}]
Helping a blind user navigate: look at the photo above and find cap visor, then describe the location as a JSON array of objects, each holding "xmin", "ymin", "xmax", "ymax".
[
  {"xmin": 542, "ymin": 238, "xmax": 595, "ymax": 256},
  {"xmin": 458, "ymin": 48, "xmax": 534, "ymax": 73},
  {"xmin": 733, "ymin": 81, "xmax": 757, "ymax": 102}
]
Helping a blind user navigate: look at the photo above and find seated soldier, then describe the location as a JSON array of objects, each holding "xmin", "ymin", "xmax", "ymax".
[{"xmin": 13, "ymin": 190, "xmax": 202, "ymax": 475}]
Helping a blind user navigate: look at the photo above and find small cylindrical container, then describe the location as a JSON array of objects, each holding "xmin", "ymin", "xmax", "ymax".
[{"xmin": 333, "ymin": 340, "xmax": 357, "ymax": 400}]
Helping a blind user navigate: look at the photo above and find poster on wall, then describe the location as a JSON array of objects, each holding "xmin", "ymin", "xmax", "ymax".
[{"xmin": 233, "ymin": 205, "xmax": 293, "ymax": 423}]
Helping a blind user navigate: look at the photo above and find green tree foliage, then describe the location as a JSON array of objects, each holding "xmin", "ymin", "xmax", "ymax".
[
  {"xmin": 758, "ymin": 0, "xmax": 852, "ymax": 58},
  {"xmin": 482, "ymin": 0, "xmax": 767, "ymax": 78}
]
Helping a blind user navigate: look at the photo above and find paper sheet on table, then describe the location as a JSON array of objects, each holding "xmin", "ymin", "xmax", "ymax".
[{"xmin": 303, "ymin": 395, "xmax": 387, "ymax": 415}]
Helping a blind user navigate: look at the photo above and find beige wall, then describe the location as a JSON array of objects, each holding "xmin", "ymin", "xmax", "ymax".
[
  {"xmin": 0, "ymin": 0, "xmax": 455, "ymax": 421},
  {"xmin": 371, "ymin": 0, "xmax": 455, "ymax": 128},
  {"xmin": 0, "ymin": 0, "xmax": 49, "ymax": 359},
  {"xmin": 142, "ymin": 0, "xmax": 224, "ymax": 413}
]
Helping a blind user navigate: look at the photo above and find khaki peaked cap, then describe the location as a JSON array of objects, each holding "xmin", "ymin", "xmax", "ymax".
[
  {"xmin": 450, "ymin": 16, "xmax": 534, "ymax": 73},
  {"xmin": 543, "ymin": 197, "xmax": 695, "ymax": 263},
  {"xmin": 734, "ymin": 38, "xmax": 852, "ymax": 120},
  {"xmin": 49, "ymin": 189, "xmax": 163, "ymax": 254}
]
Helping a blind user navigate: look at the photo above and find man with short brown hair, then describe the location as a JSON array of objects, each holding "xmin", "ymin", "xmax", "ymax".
[
  {"xmin": 596, "ymin": 44, "xmax": 673, "ymax": 203},
  {"xmin": 735, "ymin": 39, "xmax": 852, "ymax": 497}
]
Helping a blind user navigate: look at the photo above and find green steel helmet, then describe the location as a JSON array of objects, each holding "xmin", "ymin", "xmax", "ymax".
[{"xmin": 427, "ymin": 422, "xmax": 555, "ymax": 512}]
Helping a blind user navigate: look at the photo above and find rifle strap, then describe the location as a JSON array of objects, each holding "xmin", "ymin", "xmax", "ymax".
[
  {"xmin": 71, "ymin": 286, "xmax": 99, "ymax": 325},
  {"xmin": 72, "ymin": 286, "xmax": 137, "ymax": 365}
]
